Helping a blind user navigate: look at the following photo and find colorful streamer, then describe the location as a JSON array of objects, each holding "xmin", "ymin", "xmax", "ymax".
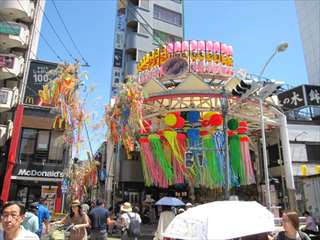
[{"xmin": 229, "ymin": 134, "xmax": 246, "ymax": 185}]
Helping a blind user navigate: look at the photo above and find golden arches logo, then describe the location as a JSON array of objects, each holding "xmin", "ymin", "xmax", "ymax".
[{"xmin": 24, "ymin": 96, "xmax": 34, "ymax": 105}]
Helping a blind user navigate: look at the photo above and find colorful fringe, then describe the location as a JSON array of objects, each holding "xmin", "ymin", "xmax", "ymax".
[
  {"xmin": 240, "ymin": 136, "xmax": 255, "ymax": 185},
  {"xmin": 229, "ymin": 134, "xmax": 246, "ymax": 185}
]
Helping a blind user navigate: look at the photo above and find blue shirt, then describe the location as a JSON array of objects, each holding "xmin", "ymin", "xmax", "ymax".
[
  {"xmin": 37, "ymin": 204, "xmax": 50, "ymax": 233},
  {"xmin": 89, "ymin": 206, "xmax": 109, "ymax": 231}
]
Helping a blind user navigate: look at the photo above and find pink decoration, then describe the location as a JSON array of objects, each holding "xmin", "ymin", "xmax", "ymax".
[
  {"xmin": 174, "ymin": 41, "xmax": 182, "ymax": 52},
  {"xmin": 198, "ymin": 40, "xmax": 205, "ymax": 51},
  {"xmin": 166, "ymin": 43, "xmax": 174, "ymax": 53},
  {"xmin": 221, "ymin": 43, "xmax": 227, "ymax": 54},
  {"xmin": 182, "ymin": 41, "xmax": 189, "ymax": 51},
  {"xmin": 190, "ymin": 40, "xmax": 198, "ymax": 51},
  {"xmin": 206, "ymin": 41, "xmax": 213, "ymax": 52},
  {"xmin": 213, "ymin": 42, "xmax": 220, "ymax": 53},
  {"xmin": 228, "ymin": 45, "xmax": 233, "ymax": 56}
]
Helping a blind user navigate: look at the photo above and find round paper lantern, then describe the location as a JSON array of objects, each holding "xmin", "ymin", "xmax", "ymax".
[
  {"xmin": 164, "ymin": 113, "xmax": 177, "ymax": 127},
  {"xmin": 237, "ymin": 127, "xmax": 248, "ymax": 134},
  {"xmin": 209, "ymin": 113, "xmax": 223, "ymax": 126},
  {"xmin": 206, "ymin": 41, "xmax": 213, "ymax": 51},
  {"xmin": 174, "ymin": 117, "xmax": 185, "ymax": 129},
  {"xmin": 174, "ymin": 41, "xmax": 182, "ymax": 52},
  {"xmin": 201, "ymin": 119, "xmax": 210, "ymax": 127},
  {"xmin": 239, "ymin": 121, "xmax": 248, "ymax": 127},
  {"xmin": 173, "ymin": 112, "xmax": 181, "ymax": 118},
  {"xmin": 198, "ymin": 41, "xmax": 205, "ymax": 51},
  {"xmin": 228, "ymin": 118, "xmax": 239, "ymax": 131},
  {"xmin": 213, "ymin": 42, "xmax": 220, "ymax": 53},
  {"xmin": 203, "ymin": 112, "xmax": 215, "ymax": 120},
  {"xmin": 182, "ymin": 41, "xmax": 189, "ymax": 51},
  {"xmin": 187, "ymin": 111, "xmax": 200, "ymax": 123},
  {"xmin": 190, "ymin": 40, "xmax": 198, "ymax": 51},
  {"xmin": 166, "ymin": 43, "xmax": 174, "ymax": 53}
]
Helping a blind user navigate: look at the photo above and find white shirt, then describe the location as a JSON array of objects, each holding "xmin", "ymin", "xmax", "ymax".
[
  {"xmin": 0, "ymin": 227, "xmax": 39, "ymax": 240},
  {"xmin": 121, "ymin": 212, "xmax": 142, "ymax": 229}
]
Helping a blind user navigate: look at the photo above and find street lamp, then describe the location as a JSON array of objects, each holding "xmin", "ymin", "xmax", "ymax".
[{"xmin": 258, "ymin": 42, "xmax": 288, "ymax": 210}]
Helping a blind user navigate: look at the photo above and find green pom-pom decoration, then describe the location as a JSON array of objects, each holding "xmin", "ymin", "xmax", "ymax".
[{"xmin": 228, "ymin": 118, "xmax": 239, "ymax": 130}]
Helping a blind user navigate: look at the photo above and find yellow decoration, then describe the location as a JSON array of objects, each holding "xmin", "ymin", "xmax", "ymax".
[
  {"xmin": 301, "ymin": 164, "xmax": 307, "ymax": 176},
  {"xmin": 203, "ymin": 111, "xmax": 218, "ymax": 120},
  {"xmin": 164, "ymin": 113, "xmax": 177, "ymax": 127},
  {"xmin": 315, "ymin": 165, "xmax": 320, "ymax": 175}
]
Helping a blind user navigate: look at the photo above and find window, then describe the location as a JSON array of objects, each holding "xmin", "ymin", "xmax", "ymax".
[
  {"xmin": 18, "ymin": 128, "xmax": 64, "ymax": 165},
  {"xmin": 48, "ymin": 131, "xmax": 64, "ymax": 163},
  {"xmin": 153, "ymin": 29, "xmax": 182, "ymax": 44},
  {"xmin": 19, "ymin": 129, "xmax": 37, "ymax": 162},
  {"xmin": 267, "ymin": 144, "xmax": 281, "ymax": 167},
  {"xmin": 306, "ymin": 143, "xmax": 320, "ymax": 162},
  {"xmin": 153, "ymin": 5, "xmax": 182, "ymax": 26}
]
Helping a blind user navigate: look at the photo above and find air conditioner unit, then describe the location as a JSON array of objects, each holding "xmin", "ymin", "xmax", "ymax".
[
  {"xmin": 0, "ymin": 87, "xmax": 19, "ymax": 112},
  {"xmin": 0, "ymin": 120, "xmax": 13, "ymax": 146}
]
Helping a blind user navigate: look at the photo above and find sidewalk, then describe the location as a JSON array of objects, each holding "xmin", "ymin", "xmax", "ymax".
[{"xmin": 108, "ymin": 223, "xmax": 157, "ymax": 240}]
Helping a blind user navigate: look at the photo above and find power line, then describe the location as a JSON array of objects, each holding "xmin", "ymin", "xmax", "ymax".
[
  {"xmin": 51, "ymin": 0, "xmax": 89, "ymax": 67},
  {"xmin": 36, "ymin": 2, "xmax": 76, "ymax": 61},
  {"xmin": 15, "ymin": 0, "xmax": 64, "ymax": 62}
]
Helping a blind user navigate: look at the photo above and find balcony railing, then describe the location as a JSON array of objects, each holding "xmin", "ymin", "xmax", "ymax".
[
  {"xmin": 0, "ymin": 54, "xmax": 24, "ymax": 80},
  {"xmin": 0, "ymin": 22, "xmax": 29, "ymax": 48}
]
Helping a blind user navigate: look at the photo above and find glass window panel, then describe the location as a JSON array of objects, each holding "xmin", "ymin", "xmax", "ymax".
[
  {"xmin": 37, "ymin": 130, "xmax": 50, "ymax": 150},
  {"xmin": 153, "ymin": 5, "xmax": 182, "ymax": 26},
  {"xmin": 49, "ymin": 131, "xmax": 64, "ymax": 161}
]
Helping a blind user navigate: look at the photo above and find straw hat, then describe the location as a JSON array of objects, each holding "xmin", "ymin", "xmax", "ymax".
[
  {"xmin": 71, "ymin": 200, "xmax": 81, "ymax": 206},
  {"xmin": 120, "ymin": 202, "xmax": 132, "ymax": 212}
]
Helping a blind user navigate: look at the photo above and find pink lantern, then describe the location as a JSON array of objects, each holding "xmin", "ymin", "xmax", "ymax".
[
  {"xmin": 166, "ymin": 43, "xmax": 174, "ymax": 53},
  {"xmin": 221, "ymin": 43, "xmax": 227, "ymax": 54},
  {"xmin": 174, "ymin": 41, "xmax": 182, "ymax": 52},
  {"xmin": 213, "ymin": 42, "xmax": 220, "ymax": 53},
  {"xmin": 228, "ymin": 45, "xmax": 233, "ymax": 56},
  {"xmin": 198, "ymin": 40, "xmax": 205, "ymax": 51},
  {"xmin": 182, "ymin": 41, "xmax": 189, "ymax": 51},
  {"xmin": 190, "ymin": 40, "xmax": 198, "ymax": 51},
  {"xmin": 206, "ymin": 41, "xmax": 213, "ymax": 52}
]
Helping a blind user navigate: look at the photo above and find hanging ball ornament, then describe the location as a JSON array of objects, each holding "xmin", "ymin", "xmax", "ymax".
[
  {"xmin": 228, "ymin": 118, "xmax": 239, "ymax": 131},
  {"xmin": 203, "ymin": 112, "xmax": 215, "ymax": 120},
  {"xmin": 164, "ymin": 113, "xmax": 177, "ymax": 127},
  {"xmin": 174, "ymin": 117, "xmax": 185, "ymax": 129},
  {"xmin": 209, "ymin": 113, "xmax": 223, "ymax": 126},
  {"xmin": 237, "ymin": 121, "xmax": 248, "ymax": 134},
  {"xmin": 187, "ymin": 111, "xmax": 200, "ymax": 123},
  {"xmin": 201, "ymin": 119, "xmax": 210, "ymax": 127}
]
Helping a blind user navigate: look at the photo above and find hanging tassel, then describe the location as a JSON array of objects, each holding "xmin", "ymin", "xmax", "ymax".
[
  {"xmin": 213, "ymin": 131, "xmax": 225, "ymax": 186},
  {"xmin": 202, "ymin": 135, "xmax": 222, "ymax": 188},
  {"xmin": 229, "ymin": 134, "xmax": 246, "ymax": 185},
  {"xmin": 240, "ymin": 136, "xmax": 255, "ymax": 185},
  {"xmin": 149, "ymin": 134, "xmax": 173, "ymax": 186},
  {"xmin": 163, "ymin": 142, "xmax": 184, "ymax": 184},
  {"xmin": 163, "ymin": 130, "xmax": 183, "ymax": 162}
]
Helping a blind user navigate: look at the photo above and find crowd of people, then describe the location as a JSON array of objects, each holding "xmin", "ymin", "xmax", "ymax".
[{"xmin": 0, "ymin": 197, "xmax": 319, "ymax": 240}]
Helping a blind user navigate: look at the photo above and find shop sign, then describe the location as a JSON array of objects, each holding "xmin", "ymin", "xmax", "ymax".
[
  {"xmin": 0, "ymin": 22, "xmax": 21, "ymax": 36},
  {"xmin": 305, "ymin": 85, "xmax": 320, "ymax": 106},
  {"xmin": 16, "ymin": 169, "xmax": 64, "ymax": 178},
  {"xmin": 278, "ymin": 85, "xmax": 320, "ymax": 111},
  {"xmin": 24, "ymin": 60, "xmax": 57, "ymax": 105},
  {"xmin": 113, "ymin": 49, "xmax": 123, "ymax": 68}
]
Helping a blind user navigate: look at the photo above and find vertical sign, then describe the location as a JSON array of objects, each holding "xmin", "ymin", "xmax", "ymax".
[
  {"xmin": 24, "ymin": 60, "xmax": 57, "ymax": 105},
  {"xmin": 111, "ymin": 1, "xmax": 126, "ymax": 98}
]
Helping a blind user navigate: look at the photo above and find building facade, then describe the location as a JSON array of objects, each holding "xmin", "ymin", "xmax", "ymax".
[
  {"xmin": 295, "ymin": 0, "xmax": 320, "ymax": 86},
  {"xmin": 0, "ymin": 0, "xmax": 46, "ymax": 196},
  {"xmin": 107, "ymin": 0, "xmax": 184, "ymax": 207}
]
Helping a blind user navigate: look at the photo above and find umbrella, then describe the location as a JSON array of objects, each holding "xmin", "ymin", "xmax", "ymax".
[
  {"xmin": 155, "ymin": 197, "xmax": 185, "ymax": 206},
  {"xmin": 164, "ymin": 201, "xmax": 275, "ymax": 240}
]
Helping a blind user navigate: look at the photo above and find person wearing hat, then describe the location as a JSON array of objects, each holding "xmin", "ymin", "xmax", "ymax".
[
  {"xmin": 185, "ymin": 202, "xmax": 193, "ymax": 210},
  {"xmin": 52, "ymin": 200, "xmax": 89, "ymax": 240},
  {"xmin": 120, "ymin": 202, "xmax": 141, "ymax": 240}
]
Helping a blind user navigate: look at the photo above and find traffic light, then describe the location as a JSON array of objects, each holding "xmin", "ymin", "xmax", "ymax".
[{"xmin": 258, "ymin": 80, "xmax": 284, "ymax": 98}]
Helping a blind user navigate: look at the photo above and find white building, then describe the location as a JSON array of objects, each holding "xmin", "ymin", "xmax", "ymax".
[{"xmin": 295, "ymin": 0, "xmax": 320, "ymax": 86}]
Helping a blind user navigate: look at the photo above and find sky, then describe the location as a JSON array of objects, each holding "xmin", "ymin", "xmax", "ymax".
[{"xmin": 37, "ymin": 0, "xmax": 308, "ymax": 157}]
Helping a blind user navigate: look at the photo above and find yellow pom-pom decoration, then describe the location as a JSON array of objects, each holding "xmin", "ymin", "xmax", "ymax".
[
  {"xmin": 203, "ymin": 111, "xmax": 218, "ymax": 120},
  {"xmin": 164, "ymin": 113, "xmax": 177, "ymax": 127},
  {"xmin": 315, "ymin": 165, "xmax": 320, "ymax": 175}
]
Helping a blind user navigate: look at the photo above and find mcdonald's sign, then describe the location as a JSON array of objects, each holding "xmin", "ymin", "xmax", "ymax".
[{"xmin": 24, "ymin": 60, "xmax": 57, "ymax": 105}]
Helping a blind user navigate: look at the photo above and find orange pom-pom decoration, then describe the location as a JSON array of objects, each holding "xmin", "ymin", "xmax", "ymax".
[
  {"xmin": 228, "ymin": 130, "xmax": 235, "ymax": 136},
  {"xmin": 201, "ymin": 119, "xmax": 210, "ymax": 127},
  {"xmin": 210, "ymin": 113, "xmax": 223, "ymax": 126}
]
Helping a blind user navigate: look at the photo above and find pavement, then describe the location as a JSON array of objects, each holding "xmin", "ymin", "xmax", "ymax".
[{"xmin": 107, "ymin": 223, "xmax": 157, "ymax": 240}]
